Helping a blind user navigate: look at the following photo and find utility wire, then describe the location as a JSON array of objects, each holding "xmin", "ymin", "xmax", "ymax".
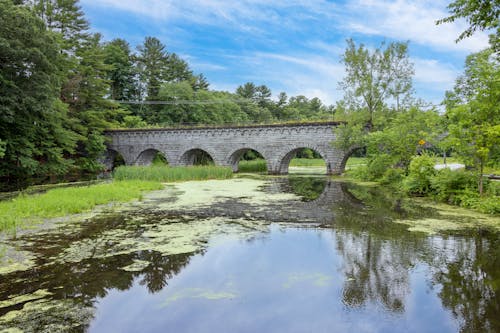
[{"xmin": 111, "ymin": 99, "xmax": 254, "ymax": 105}]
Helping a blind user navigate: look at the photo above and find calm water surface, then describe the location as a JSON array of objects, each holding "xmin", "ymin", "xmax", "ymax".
[{"xmin": 0, "ymin": 176, "xmax": 499, "ymax": 332}]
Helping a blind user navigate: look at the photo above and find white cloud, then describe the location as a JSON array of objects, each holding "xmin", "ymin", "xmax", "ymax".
[
  {"xmin": 341, "ymin": 0, "xmax": 489, "ymax": 53},
  {"xmin": 413, "ymin": 57, "xmax": 459, "ymax": 88}
]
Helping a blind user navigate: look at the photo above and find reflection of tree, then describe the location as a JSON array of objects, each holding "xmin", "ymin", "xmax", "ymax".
[
  {"xmin": 427, "ymin": 233, "xmax": 500, "ymax": 333},
  {"xmin": 336, "ymin": 231, "xmax": 413, "ymax": 312},
  {"xmin": 333, "ymin": 183, "xmax": 500, "ymax": 330},
  {"xmin": 286, "ymin": 176, "xmax": 326, "ymax": 201},
  {"xmin": 332, "ymin": 183, "xmax": 425, "ymax": 312},
  {"xmin": 139, "ymin": 251, "xmax": 194, "ymax": 293}
]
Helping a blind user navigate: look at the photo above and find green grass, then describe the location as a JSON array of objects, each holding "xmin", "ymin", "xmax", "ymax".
[
  {"xmin": 113, "ymin": 165, "xmax": 233, "ymax": 182},
  {"xmin": 290, "ymin": 158, "xmax": 326, "ymax": 167},
  {"xmin": 0, "ymin": 180, "xmax": 163, "ymax": 232},
  {"xmin": 345, "ymin": 157, "xmax": 367, "ymax": 169},
  {"xmin": 238, "ymin": 159, "xmax": 267, "ymax": 172}
]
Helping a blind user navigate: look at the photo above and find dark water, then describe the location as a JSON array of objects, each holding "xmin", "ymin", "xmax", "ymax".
[{"xmin": 0, "ymin": 176, "xmax": 499, "ymax": 332}]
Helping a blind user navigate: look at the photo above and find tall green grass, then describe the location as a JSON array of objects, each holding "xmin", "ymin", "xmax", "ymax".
[
  {"xmin": 113, "ymin": 165, "xmax": 233, "ymax": 182},
  {"xmin": 290, "ymin": 158, "xmax": 326, "ymax": 167},
  {"xmin": 0, "ymin": 180, "xmax": 163, "ymax": 232},
  {"xmin": 238, "ymin": 159, "xmax": 267, "ymax": 172}
]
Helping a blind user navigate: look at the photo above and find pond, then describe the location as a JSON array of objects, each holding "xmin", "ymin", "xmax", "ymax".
[{"xmin": 0, "ymin": 176, "xmax": 499, "ymax": 332}]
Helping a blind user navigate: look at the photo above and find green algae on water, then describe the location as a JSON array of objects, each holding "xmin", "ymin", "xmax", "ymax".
[
  {"xmin": 0, "ymin": 298, "xmax": 94, "ymax": 333},
  {"xmin": 394, "ymin": 200, "xmax": 500, "ymax": 234},
  {"xmin": 0, "ymin": 289, "xmax": 52, "ymax": 309},
  {"xmin": 283, "ymin": 273, "xmax": 333, "ymax": 289},
  {"xmin": 121, "ymin": 259, "xmax": 150, "ymax": 272},
  {"xmin": 161, "ymin": 287, "xmax": 238, "ymax": 307}
]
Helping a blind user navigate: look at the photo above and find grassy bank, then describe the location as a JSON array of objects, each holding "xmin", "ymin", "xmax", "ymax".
[
  {"xmin": 113, "ymin": 165, "xmax": 233, "ymax": 182},
  {"xmin": 0, "ymin": 180, "xmax": 163, "ymax": 232}
]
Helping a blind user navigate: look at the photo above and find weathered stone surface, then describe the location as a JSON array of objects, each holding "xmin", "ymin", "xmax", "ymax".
[{"xmin": 104, "ymin": 122, "xmax": 352, "ymax": 174}]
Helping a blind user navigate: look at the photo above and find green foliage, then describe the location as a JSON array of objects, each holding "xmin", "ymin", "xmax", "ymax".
[
  {"xmin": 339, "ymin": 39, "xmax": 414, "ymax": 128},
  {"xmin": 113, "ymin": 165, "xmax": 233, "ymax": 182},
  {"xmin": 444, "ymin": 48, "xmax": 500, "ymax": 194},
  {"xmin": 238, "ymin": 159, "xmax": 267, "ymax": 173},
  {"xmin": 437, "ymin": 0, "xmax": 500, "ymax": 53},
  {"xmin": 0, "ymin": 1, "xmax": 78, "ymax": 190},
  {"xmin": 0, "ymin": 180, "xmax": 163, "ymax": 232},
  {"xmin": 367, "ymin": 107, "xmax": 442, "ymax": 170},
  {"xmin": 403, "ymin": 154, "xmax": 436, "ymax": 194},
  {"xmin": 103, "ymin": 38, "xmax": 139, "ymax": 101},
  {"xmin": 380, "ymin": 168, "xmax": 404, "ymax": 186},
  {"xmin": 429, "ymin": 169, "xmax": 477, "ymax": 201}
]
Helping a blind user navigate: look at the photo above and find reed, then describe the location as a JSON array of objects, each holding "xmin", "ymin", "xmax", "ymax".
[
  {"xmin": 238, "ymin": 159, "xmax": 267, "ymax": 173},
  {"xmin": 289, "ymin": 158, "xmax": 326, "ymax": 167},
  {"xmin": 0, "ymin": 180, "xmax": 163, "ymax": 232},
  {"xmin": 113, "ymin": 165, "xmax": 233, "ymax": 182}
]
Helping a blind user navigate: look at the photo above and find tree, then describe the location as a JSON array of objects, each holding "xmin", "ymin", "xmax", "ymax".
[
  {"xmin": 0, "ymin": 0, "xmax": 78, "ymax": 189},
  {"xmin": 339, "ymin": 39, "xmax": 414, "ymax": 130},
  {"xmin": 136, "ymin": 37, "xmax": 169, "ymax": 100},
  {"xmin": 444, "ymin": 48, "xmax": 500, "ymax": 194},
  {"xmin": 437, "ymin": 0, "xmax": 500, "ymax": 53},
  {"xmin": 29, "ymin": 0, "xmax": 90, "ymax": 53},
  {"xmin": 103, "ymin": 38, "xmax": 139, "ymax": 101}
]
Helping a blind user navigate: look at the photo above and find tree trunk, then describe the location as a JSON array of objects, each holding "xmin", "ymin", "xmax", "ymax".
[{"xmin": 479, "ymin": 159, "xmax": 484, "ymax": 196}]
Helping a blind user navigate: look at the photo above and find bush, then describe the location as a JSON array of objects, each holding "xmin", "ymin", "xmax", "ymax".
[
  {"xmin": 430, "ymin": 169, "xmax": 476, "ymax": 202},
  {"xmin": 403, "ymin": 154, "xmax": 436, "ymax": 195},
  {"xmin": 366, "ymin": 154, "xmax": 394, "ymax": 181},
  {"xmin": 380, "ymin": 168, "xmax": 404, "ymax": 185}
]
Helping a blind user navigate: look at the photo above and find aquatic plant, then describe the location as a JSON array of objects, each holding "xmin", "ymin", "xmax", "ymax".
[
  {"xmin": 113, "ymin": 165, "xmax": 233, "ymax": 182},
  {"xmin": 238, "ymin": 159, "xmax": 267, "ymax": 173},
  {"xmin": 0, "ymin": 180, "xmax": 163, "ymax": 232}
]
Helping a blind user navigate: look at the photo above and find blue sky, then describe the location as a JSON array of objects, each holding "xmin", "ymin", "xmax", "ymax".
[{"xmin": 80, "ymin": 0, "xmax": 490, "ymax": 106}]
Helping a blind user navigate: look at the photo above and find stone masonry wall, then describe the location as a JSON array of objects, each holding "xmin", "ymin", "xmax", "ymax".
[{"xmin": 104, "ymin": 122, "xmax": 349, "ymax": 174}]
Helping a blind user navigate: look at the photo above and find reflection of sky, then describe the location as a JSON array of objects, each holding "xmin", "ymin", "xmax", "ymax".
[{"xmin": 89, "ymin": 226, "xmax": 458, "ymax": 333}]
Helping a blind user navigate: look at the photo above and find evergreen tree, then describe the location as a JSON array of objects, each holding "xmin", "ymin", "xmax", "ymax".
[
  {"xmin": 103, "ymin": 38, "xmax": 139, "ymax": 101},
  {"xmin": 0, "ymin": 0, "xmax": 78, "ymax": 189}
]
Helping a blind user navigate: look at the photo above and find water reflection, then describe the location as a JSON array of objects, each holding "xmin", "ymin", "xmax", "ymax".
[{"xmin": 0, "ymin": 177, "xmax": 498, "ymax": 332}]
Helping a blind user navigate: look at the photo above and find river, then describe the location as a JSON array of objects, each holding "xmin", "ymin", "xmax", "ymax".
[{"xmin": 0, "ymin": 175, "xmax": 499, "ymax": 332}]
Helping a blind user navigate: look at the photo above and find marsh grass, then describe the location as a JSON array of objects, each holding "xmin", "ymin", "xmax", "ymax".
[
  {"xmin": 238, "ymin": 159, "xmax": 267, "ymax": 173},
  {"xmin": 0, "ymin": 180, "xmax": 163, "ymax": 232},
  {"xmin": 290, "ymin": 158, "xmax": 326, "ymax": 167},
  {"xmin": 113, "ymin": 165, "xmax": 233, "ymax": 182}
]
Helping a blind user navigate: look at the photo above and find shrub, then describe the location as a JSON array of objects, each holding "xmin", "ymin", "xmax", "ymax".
[
  {"xmin": 380, "ymin": 168, "xmax": 404, "ymax": 185},
  {"xmin": 403, "ymin": 154, "xmax": 436, "ymax": 195},
  {"xmin": 430, "ymin": 169, "xmax": 476, "ymax": 202},
  {"xmin": 366, "ymin": 154, "xmax": 395, "ymax": 181}
]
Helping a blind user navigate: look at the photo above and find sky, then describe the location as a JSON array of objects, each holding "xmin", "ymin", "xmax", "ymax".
[{"xmin": 80, "ymin": 0, "xmax": 491, "ymax": 107}]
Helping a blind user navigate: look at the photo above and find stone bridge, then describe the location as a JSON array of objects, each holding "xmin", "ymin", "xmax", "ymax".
[{"xmin": 104, "ymin": 122, "xmax": 355, "ymax": 174}]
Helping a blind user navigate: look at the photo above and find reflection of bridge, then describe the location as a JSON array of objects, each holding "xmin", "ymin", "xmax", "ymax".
[{"xmin": 104, "ymin": 122, "xmax": 355, "ymax": 174}]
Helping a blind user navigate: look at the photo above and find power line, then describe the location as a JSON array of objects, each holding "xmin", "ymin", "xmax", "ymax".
[{"xmin": 112, "ymin": 99, "xmax": 254, "ymax": 105}]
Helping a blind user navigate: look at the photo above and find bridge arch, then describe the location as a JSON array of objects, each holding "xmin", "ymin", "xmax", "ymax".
[
  {"xmin": 274, "ymin": 146, "xmax": 331, "ymax": 175},
  {"xmin": 102, "ymin": 148, "xmax": 126, "ymax": 171},
  {"xmin": 227, "ymin": 147, "xmax": 268, "ymax": 172},
  {"xmin": 179, "ymin": 148, "xmax": 216, "ymax": 165},
  {"xmin": 135, "ymin": 148, "xmax": 168, "ymax": 166},
  {"xmin": 338, "ymin": 145, "xmax": 364, "ymax": 174}
]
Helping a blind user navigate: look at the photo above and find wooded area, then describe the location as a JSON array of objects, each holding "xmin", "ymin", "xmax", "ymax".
[{"xmin": 0, "ymin": 0, "xmax": 499, "ymax": 206}]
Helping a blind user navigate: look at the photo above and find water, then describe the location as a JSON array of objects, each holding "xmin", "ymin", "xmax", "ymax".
[{"xmin": 0, "ymin": 176, "xmax": 499, "ymax": 332}]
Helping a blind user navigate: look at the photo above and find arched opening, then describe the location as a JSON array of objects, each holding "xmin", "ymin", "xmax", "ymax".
[
  {"xmin": 104, "ymin": 149, "xmax": 126, "ymax": 171},
  {"xmin": 283, "ymin": 148, "xmax": 326, "ymax": 174},
  {"xmin": 229, "ymin": 148, "xmax": 267, "ymax": 173},
  {"xmin": 180, "ymin": 149, "xmax": 214, "ymax": 166},
  {"xmin": 339, "ymin": 146, "xmax": 366, "ymax": 174},
  {"xmin": 136, "ymin": 149, "xmax": 169, "ymax": 166}
]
